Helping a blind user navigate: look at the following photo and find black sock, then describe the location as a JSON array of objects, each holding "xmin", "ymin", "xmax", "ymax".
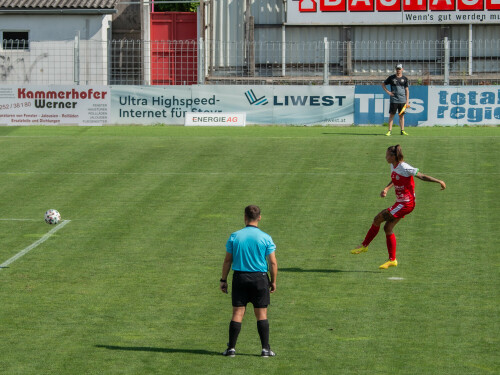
[
  {"xmin": 228, "ymin": 320, "xmax": 241, "ymax": 349},
  {"xmin": 257, "ymin": 319, "xmax": 270, "ymax": 350}
]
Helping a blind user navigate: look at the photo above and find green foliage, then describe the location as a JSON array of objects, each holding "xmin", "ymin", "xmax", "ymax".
[
  {"xmin": 0, "ymin": 126, "xmax": 498, "ymax": 374},
  {"xmin": 155, "ymin": 1, "xmax": 198, "ymax": 12}
]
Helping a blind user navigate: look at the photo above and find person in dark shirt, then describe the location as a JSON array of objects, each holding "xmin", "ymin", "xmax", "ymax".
[{"xmin": 382, "ymin": 64, "xmax": 410, "ymax": 136}]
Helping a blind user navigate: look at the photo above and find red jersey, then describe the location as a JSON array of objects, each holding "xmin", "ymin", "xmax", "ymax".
[{"xmin": 391, "ymin": 162, "xmax": 419, "ymax": 203}]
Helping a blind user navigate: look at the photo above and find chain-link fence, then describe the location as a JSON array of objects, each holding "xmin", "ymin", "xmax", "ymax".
[{"xmin": 1, "ymin": 38, "xmax": 499, "ymax": 86}]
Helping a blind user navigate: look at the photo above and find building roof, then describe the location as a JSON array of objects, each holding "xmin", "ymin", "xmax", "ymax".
[{"xmin": 0, "ymin": 0, "xmax": 119, "ymax": 9}]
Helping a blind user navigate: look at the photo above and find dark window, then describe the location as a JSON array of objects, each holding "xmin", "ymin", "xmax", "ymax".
[{"xmin": 3, "ymin": 31, "xmax": 29, "ymax": 50}]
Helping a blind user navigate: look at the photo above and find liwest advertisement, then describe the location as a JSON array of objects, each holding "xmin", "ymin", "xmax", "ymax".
[
  {"xmin": 110, "ymin": 85, "xmax": 354, "ymax": 125},
  {"xmin": 0, "ymin": 85, "xmax": 110, "ymax": 125},
  {"xmin": 287, "ymin": 0, "xmax": 500, "ymax": 25}
]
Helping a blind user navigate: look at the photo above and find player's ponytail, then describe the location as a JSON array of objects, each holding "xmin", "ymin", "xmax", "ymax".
[{"xmin": 388, "ymin": 145, "xmax": 404, "ymax": 162}]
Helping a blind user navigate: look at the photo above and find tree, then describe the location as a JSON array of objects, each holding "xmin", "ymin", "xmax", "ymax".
[{"xmin": 154, "ymin": 1, "xmax": 198, "ymax": 12}]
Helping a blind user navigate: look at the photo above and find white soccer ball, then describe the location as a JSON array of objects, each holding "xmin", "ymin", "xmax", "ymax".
[{"xmin": 44, "ymin": 209, "xmax": 61, "ymax": 225}]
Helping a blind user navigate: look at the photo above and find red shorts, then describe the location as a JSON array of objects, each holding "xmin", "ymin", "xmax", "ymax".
[{"xmin": 388, "ymin": 201, "xmax": 415, "ymax": 219}]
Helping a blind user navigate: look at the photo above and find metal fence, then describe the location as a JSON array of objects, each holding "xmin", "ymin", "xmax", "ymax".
[{"xmin": 1, "ymin": 38, "xmax": 499, "ymax": 86}]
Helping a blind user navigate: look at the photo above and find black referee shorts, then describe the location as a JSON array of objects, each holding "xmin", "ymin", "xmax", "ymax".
[
  {"xmin": 389, "ymin": 102, "xmax": 406, "ymax": 115},
  {"xmin": 232, "ymin": 271, "xmax": 270, "ymax": 308}
]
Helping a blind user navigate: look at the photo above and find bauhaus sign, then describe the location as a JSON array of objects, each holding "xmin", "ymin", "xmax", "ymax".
[{"xmin": 287, "ymin": 0, "xmax": 500, "ymax": 24}]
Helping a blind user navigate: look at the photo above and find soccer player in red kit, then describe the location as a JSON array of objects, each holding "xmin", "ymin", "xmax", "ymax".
[{"xmin": 350, "ymin": 145, "xmax": 446, "ymax": 269}]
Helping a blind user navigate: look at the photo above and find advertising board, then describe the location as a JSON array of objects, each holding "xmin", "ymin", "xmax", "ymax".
[
  {"xmin": 420, "ymin": 86, "xmax": 500, "ymax": 125},
  {"xmin": 287, "ymin": 0, "xmax": 500, "ymax": 25},
  {"xmin": 110, "ymin": 85, "xmax": 354, "ymax": 126},
  {"xmin": 185, "ymin": 113, "xmax": 246, "ymax": 126},
  {"xmin": 1, "ymin": 84, "xmax": 498, "ymax": 126},
  {"xmin": 355, "ymin": 85, "xmax": 428, "ymax": 126},
  {"xmin": 0, "ymin": 86, "xmax": 110, "ymax": 126}
]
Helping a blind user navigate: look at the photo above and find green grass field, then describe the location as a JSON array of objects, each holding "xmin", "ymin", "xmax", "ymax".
[{"xmin": 0, "ymin": 126, "xmax": 498, "ymax": 375}]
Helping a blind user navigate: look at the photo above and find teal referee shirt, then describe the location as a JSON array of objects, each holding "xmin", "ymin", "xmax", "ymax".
[{"xmin": 226, "ymin": 225, "xmax": 276, "ymax": 272}]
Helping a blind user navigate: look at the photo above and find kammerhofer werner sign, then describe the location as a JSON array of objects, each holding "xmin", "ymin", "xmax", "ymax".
[{"xmin": 287, "ymin": 0, "xmax": 500, "ymax": 24}]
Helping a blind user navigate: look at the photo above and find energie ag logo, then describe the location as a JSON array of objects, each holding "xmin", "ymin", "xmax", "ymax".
[{"xmin": 245, "ymin": 89, "xmax": 268, "ymax": 105}]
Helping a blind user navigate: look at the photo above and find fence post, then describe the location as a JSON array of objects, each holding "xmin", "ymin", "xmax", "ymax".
[
  {"xmin": 205, "ymin": 38, "xmax": 209, "ymax": 78},
  {"xmin": 107, "ymin": 21, "xmax": 112, "ymax": 85},
  {"xmin": 346, "ymin": 41, "xmax": 352, "ymax": 76},
  {"xmin": 248, "ymin": 16, "xmax": 255, "ymax": 77},
  {"xmin": 281, "ymin": 28, "xmax": 286, "ymax": 77},
  {"xmin": 198, "ymin": 37, "xmax": 205, "ymax": 84},
  {"xmin": 281, "ymin": 6, "xmax": 286, "ymax": 77},
  {"xmin": 323, "ymin": 37, "xmax": 329, "ymax": 85},
  {"xmin": 444, "ymin": 37, "xmax": 450, "ymax": 85},
  {"xmin": 74, "ymin": 32, "xmax": 80, "ymax": 85},
  {"xmin": 468, "ymin": 24, "xmax": 473, "ymax": 76},
  {"xmin": 142, "ymin": 0, "xmax": 151, "ymax": 85}
]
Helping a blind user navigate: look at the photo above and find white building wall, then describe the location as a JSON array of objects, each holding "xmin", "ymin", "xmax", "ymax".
[{"xmin": 0, "ymin": 14, "xmax": 112, "ymax": 85}]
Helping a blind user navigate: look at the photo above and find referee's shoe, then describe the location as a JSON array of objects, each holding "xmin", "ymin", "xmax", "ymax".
[
  {"xmin": 222, "ymin": 347, "xmax": 236, "ymax": 357},
  {"xmin": 261, "ymin": 348, "xmax": 276, "ymax": 357}
]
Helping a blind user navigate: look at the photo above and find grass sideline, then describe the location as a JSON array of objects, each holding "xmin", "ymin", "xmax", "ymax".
[{"xmin": 0, "ymin": 125, "xmax": 498, "ymax": 375}]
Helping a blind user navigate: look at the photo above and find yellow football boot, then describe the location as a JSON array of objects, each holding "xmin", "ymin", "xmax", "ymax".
[
  {"xmin": 350, "ymin": 245, "xmax": 368, "ymax": 255},
  {"xmin": 379, "ymin": 259, "xmax": 398, "ymax": 269}
]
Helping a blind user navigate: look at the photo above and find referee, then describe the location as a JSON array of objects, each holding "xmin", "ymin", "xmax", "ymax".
[{"xmin": 220, "ymin": 205, "xmax": 278, "ymax": 357}]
